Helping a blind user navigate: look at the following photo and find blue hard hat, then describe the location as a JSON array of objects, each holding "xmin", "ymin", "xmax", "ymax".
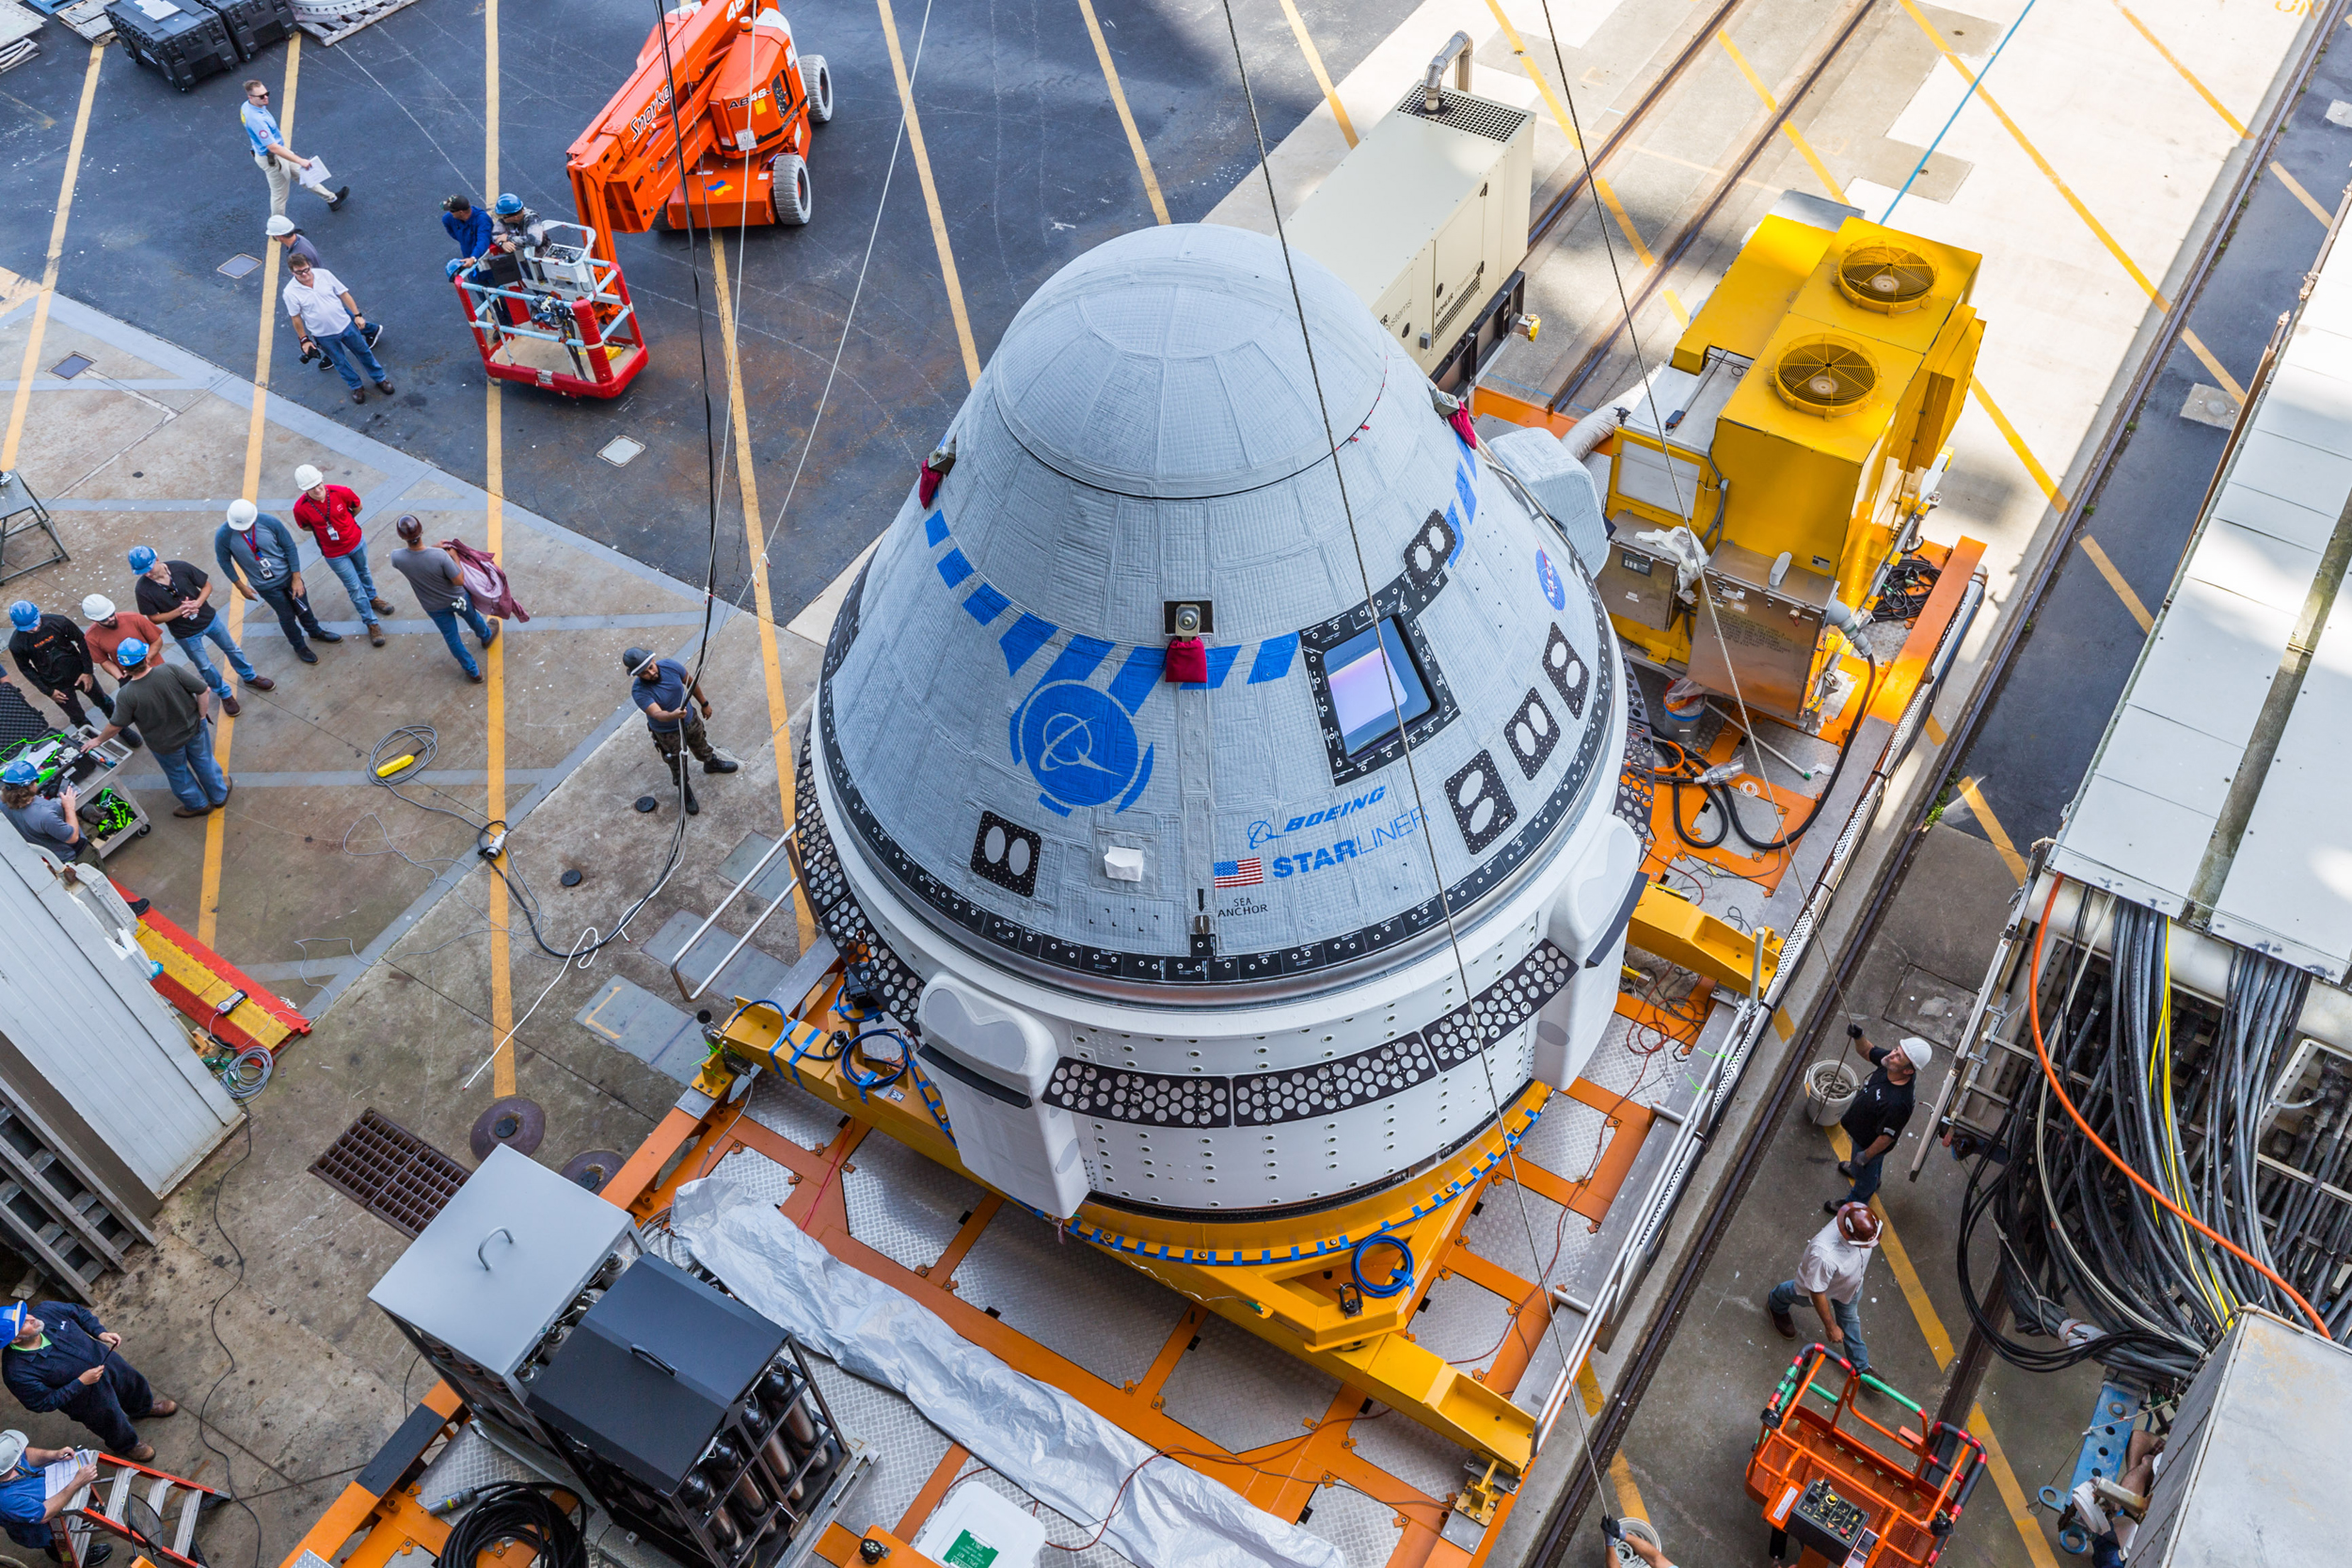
[
  {"xmin": 128, "ymin": 546, "xmax": 158, "ymax": 573},
  {"xmin": 445, "ymin": 257, "xmax": 469, "ymax": 278},
  {"xmin": 7, "ymin": 602, "xmax": 36, "ymax": 631},
  {"xmin": 116, "ymin": 638, "xmax": 149, "ymax": 669},
  {"xmin": 0, "ymin": 760, "xmax": 37, "ymax": 787},
  {"xmin": 494, "ymin": 193, "xmax": 523, "ymax": 216}
]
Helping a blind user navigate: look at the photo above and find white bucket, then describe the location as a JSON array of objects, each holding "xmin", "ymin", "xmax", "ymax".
[
  {"xmin": 1604, "ymin": 1517, "xmax": 1663, "ymax": 1566},
  {"xmin": 1804, "ymin": 1059, "xmax": 1860, "ymax": 1127}
]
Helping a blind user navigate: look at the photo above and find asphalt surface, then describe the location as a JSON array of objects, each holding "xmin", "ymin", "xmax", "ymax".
[
  {"xmin": 0, "ymin": 0, "xmax": 1419, "ymax": 616},
  {"xmin": 1944, "ymin": 20, "xmax": 2352, "ymax": 852}
]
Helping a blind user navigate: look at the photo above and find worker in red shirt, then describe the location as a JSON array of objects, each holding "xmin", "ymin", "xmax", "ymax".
[{"xmin": 291, "ymin": 464, "xmax": 395, "ymax": 647}]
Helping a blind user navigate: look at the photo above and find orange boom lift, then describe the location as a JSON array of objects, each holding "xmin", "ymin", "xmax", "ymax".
[{"xmin": 568, "ymin": 0, "xmax": 835, "ymax": 251}]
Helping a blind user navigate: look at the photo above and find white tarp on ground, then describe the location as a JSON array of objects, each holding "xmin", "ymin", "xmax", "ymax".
[{"xmin": 674, "ymin": 1163, "xmax": 1348, "ymax": 1568}]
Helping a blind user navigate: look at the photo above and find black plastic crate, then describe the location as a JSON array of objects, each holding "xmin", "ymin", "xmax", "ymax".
[
  {"xmin": 194, "ymin": 0, "xmax": 293, "ymax": 62},
  {"xmin": 104, "ymin": 0, "xmax": 236, "ymax": 91}
]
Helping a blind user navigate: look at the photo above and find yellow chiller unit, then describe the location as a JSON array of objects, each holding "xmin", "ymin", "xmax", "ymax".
[{"xmin": 1593, "ymin": 210, "xmax": 1982, "ymax": 721}]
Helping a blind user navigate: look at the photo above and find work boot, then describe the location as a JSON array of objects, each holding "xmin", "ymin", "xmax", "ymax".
[
  {"xmin": 369, "ymin": 626, "xmax": 386, "ymax": 647},
  {"xmin": 1822, "ymin": 1199, "xmax": 1842, "ymax": 1217},
  {"xmin": 375, "ymin": 381, "xmax": 396, "ymax": 395},
  {"xmin": 703, "ymin": 753, "xmax": 739, "ymax": 775},
  {"xmin": 294, "ymin": 644, "xmax": 318, "ymax": 664},
  {"xmin": 327, "ymin": 185, "xmax": 350, "ymax": 208},
  {"xmin": 683, "ymin": 784, "xmax": 700, "ymax": 816},
  {"xmin": 371, "ymin": 597, "xmax": 396, "ymax": 615},
  {"xmin": 128, "ymin": 1443, "xmax": 154, "ymax": 1463},
  {"xmin": 149, "ymin": 1399, "xmax": 179, "ymax": 1417},
  {"xmin": 246, "ymin": 674, "xmax": 276, "ymax": 691},
  {"xmin": 220, "ymin": 692, "xmax": 243, "ymax": 717},
  {"xmin": 1770, "ymin": 1307, "xmax": 1796, "ymax": 1339},
  {"xmin": 351, "ymin": 389, "xmax": 366, "ymax": 404},
  {"xmin": 172, "ymin": 805, "xmax": 212, "ymax": 819},
  {"xmin": 482, "ymin": 619, "xmax": 501, "ymax": 646},
  {"xmin": 313, "ymin": 628, "xmax": 343, "ymax": 643}
]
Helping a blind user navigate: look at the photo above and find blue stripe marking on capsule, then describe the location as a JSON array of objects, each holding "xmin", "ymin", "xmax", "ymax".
[
  {"xmin": 1248, "ymin": 633, "xmax": 1298, "ymax": 684},
  {"xmin": 1183, "ymin": 645, "xmax": 1241, "ymax": 689},
  {"xmin": 936, "ymin": 548, "xmax": 974, "ymax": 588},
  {"xmin": 998, "ymin": 612, "xmax": 1057, "ymax": 676},
  {"xmin": 924, "ymin": 511, "xmax": 949, "ymax": 546},
  {"xmin": 962, "ymin": 582, "xmax": 1010, "ymax": 625},
  {"xmin": 1105, "ymin": 644, "xmax": 1165, "ymax": 713}
]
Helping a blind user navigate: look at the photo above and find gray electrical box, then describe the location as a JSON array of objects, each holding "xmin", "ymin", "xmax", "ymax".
[
  {"xmin": 366, "ymin": 1145, "xmax": 639, "ymax": 1440},
  {"xmin": 1688, "ymin": 541, "xmax": 1834, "ymax": 721},
  {"xmin": 2129, "ymin": 1309, "xmax": 2350, "ymax": 1564},
  {"xmin": 1596, "ymin": 538, "xmax": 1677, "ymax": 631}
]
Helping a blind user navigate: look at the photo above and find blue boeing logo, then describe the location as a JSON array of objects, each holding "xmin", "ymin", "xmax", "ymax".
[{"xmin": 1009, "ymin": 635, "xmax": 1159, "ymax": 816}]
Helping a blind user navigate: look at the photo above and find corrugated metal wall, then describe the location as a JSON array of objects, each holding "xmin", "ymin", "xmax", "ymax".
[{"xmin": 0, "ymin": 832, "xmax": 241, "ymax": 1221}]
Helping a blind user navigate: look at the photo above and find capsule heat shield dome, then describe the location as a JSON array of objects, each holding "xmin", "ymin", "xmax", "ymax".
[{"xmin": 525, "ymin": 1255, "xmax": 785, "ymax": 1491}]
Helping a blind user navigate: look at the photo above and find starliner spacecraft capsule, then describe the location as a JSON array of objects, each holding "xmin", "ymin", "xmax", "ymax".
[{"xmin": 794, "ymin": 223, "xmax": 1646, "ymax": 1233}]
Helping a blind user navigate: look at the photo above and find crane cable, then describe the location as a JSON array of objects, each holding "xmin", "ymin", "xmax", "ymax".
[{"xmin": 2026, "ymin": 875, "xmax": 2328, "ymax": 1337}]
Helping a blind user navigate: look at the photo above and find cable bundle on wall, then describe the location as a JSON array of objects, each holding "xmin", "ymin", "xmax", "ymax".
[{"xmin": 1955, "ymin": 890, "xmax": 2336, "ymax": 1391}]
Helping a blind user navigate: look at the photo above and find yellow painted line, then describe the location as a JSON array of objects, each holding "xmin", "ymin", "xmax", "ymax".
[
  {"xmin": 878, "ymin": 0, "xmax": 981, "ymax": 385},
  {"xmin": 1075, "ymin": 0, "xmax": 1169, "ymax": 225},
  {"xmin": 2271, "ymin": 159, "xmax": 2335, "ymax": 227},
  {"xmin": 1970, "ymin": 376, "xmax": 2068, "ymax": 511},
  {"xmin": 1972, "ymin": 1400, "xmax": 2067, "ymax": 1568},
  {"xmin": 1575, "ymin": 1360, "xmax": 1605, "ymax": 1416},
  {"xmin": 1822, "ymin": 1128, "xmax": 2058, "ymax": 1568},
  {"xmin": 1955, "ymin": 776, "xmax": 2028, "ymax": 884},
  {"xmin": 0, "ymin": 43, "xmax": 103, "ymax": 474},
  {"xmin": 204, "ymin": 38, "xmax": 302, "ymax": 948},
  {"xmin": 2180, "ymin": 328, "xmax": 2246, "ymax": 404},
  {"xmin": 1608, "ymin": 1452, "xmax": 1650, "ymax": 1524},
  {"xmin": 486, "ymin": 0, "xmax": 516, "ymax": 1101},
  {"xmin": 708, "ymin": 238, "xmax": 818, "ymax": 949},
  {"xmin": 1594, "ymin": 180, "xmax": 1658, "ymax": 270},
  {"xmin": 1279, "ymin": 0, "xmax": 1357, "ymax": 147},
  {"xmin": 2110, "ymin": 1, "xmax": 2247, "ymax": 138},
  {"xmin": 1925, "ymin": 714, "xmax": 1947, "ymax": 745},
  {"xmin": 1772, "ymin": 1006, "xmax": 1794, "ymax": 1041},
  {"xmin": 2079, "ymin": 534, "xmax": 2155, "ymax": 632},
  {"xmin": 1715, "ymin": 30, "xmax": 1846, "ymax": 201},
  {"xmin": 1898, "ymin": 0, "xmax": 2168, "ymax": 309},
  {"xmin": 1484, "ymin": 0, "xmax": 1577, "ymax": 150}
]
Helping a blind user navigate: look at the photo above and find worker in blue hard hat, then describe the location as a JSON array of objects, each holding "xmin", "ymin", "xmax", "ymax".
[
  {"xmin": 0, "ymin": 757, "xmax": 86, "ymax": 862},
  {"xmin": 442, "ymin": 195, "xmax": 495, "ymax": 280},
  {"xmin": 129, "ymin": 546, "xmax": 269, "ymax": 715},
  {"xmin": 6, "ymin": 599, "xmax": 130, "ymax": 742},
  {"xmin": 94, "ymin": 640, "xmax": 230, "ymax": 818}
]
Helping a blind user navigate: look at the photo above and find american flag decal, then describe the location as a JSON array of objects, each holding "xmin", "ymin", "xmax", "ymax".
[{"xmin": 1214, "ymin": 858, "xmax": 1263, "ymax": 888}]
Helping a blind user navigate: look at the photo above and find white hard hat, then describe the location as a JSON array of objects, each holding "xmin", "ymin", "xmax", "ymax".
[
  {"xmin": 226, "ymin": 499, "xmax": 257, "ymax": 530},
  {"xmin": 265, "ymin": 215, "xmax": 296, "ymax": 237},
  {"xmin": 294, "ymin": 464, "xmax": 324, "ymax": 490},
  {"xmin": 82, "ymin": 594, "xmax": 115, "ymax": 621},
  {"xmin": 1899, "ymin": 1037, "xmax": 1932, "ymax": 1069},
  {"xmin": 0, "ymin": 1431, "xmax": 24, "ymax": 1474}
]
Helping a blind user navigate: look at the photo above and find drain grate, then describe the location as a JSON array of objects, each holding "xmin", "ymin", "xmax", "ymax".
[
  {"xmin": 49, "ymin": 354, "xmax": 92, "ymax": 380},
  {"xmin": 217, "ymin": 254, "xmax": 262, "ymax": 279},
  {"xmin": 598, "ymin": 436, "xmax": 644, "ymax": 467},
  {"xmin": 310, "ymin": 1108, "xmax": 470, "ymax": 1237}
]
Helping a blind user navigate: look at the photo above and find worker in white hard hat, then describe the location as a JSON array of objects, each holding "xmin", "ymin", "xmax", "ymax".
[
  {"xmin": 291, "ymin": 464, "xmax": 395, "ymax": 645},
  {"xmin": 1831, "ymin": 1026, "xmax": 1932, "ymax": 1213},
  {"xmin": 215, "ymin": 499, "xmax": 340, "ymax": 664},
  {"xmin": 0, "ymin": 1428, "xmax": 108, "ymax": 1565},
  {"xmin": 1769, "ymin": 1200, "xmax": 1883, "ymax": 1375}
]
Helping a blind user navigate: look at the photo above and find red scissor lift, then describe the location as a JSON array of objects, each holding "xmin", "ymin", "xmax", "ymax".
[
  {"xmin": 1747, "ymin": 1344, "xmax": 1988, "ymax": 1566},
  {"xmin": 453, "ymin": 219, "xmax": 647, "ymax": 399}
]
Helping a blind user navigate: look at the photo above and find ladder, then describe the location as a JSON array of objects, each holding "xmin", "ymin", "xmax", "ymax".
[{"xmin": 64, "ymin": 1452, "xmax": 222, "ymax": 1568}]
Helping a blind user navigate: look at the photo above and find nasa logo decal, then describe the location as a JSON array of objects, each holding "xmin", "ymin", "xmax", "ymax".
[{"xmin": 1536, "ymin": 548, "xmax": 1566, "ymax": 610}]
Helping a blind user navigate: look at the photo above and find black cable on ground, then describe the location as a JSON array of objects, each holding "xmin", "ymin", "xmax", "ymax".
[
  {"xmin": 193, "ymin": 1118, "xmax": 269, "ymax": 1568},
  {"xmin": 441, "ymin": 1484, "xmax": 587, "ymax": 1568}
]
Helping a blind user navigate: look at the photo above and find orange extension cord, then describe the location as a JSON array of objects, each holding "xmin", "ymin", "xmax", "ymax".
[{"xmin": 2027, "ymin": 878, "xmax": 2329, "ymax": 1338}]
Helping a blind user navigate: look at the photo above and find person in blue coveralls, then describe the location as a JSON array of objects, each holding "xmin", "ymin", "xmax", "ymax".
[
  {"xmin": 0, "ymin": 1304, "xmax": 175, "ymax": 1463},
  {"xmin": 0, "ymin": 1428, "xmax": 110, "ymax": 1565}
]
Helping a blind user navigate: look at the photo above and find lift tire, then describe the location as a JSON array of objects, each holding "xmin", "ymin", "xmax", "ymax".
[
  {"xmin": 773, "ymin": 154, "xmax": 813, "ymax": 226},
  {"xmin": 135, "ymin": 823, "xmax": 151, "ymax": 837},
  {"xmin": 803, "ymin": 55, "xmax": 834, "ymax": 124}
]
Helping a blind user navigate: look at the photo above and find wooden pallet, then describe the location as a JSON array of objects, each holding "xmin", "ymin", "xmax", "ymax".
[{"xmin": 294, "ymin": 0, "xmax": 426, "ymax": 45}]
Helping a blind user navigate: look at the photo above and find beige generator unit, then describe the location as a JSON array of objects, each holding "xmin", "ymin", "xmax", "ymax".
[{"xmin": 1286, "ymin": 32, "xmax": 1534, "ymax": 387}]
